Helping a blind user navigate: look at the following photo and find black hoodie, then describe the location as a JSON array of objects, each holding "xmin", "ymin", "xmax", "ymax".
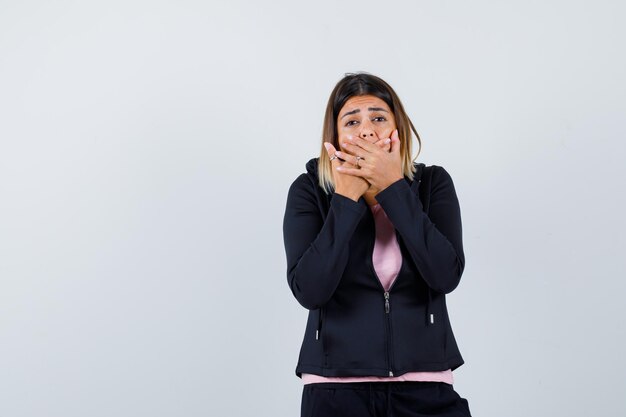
[{"xmin": 282, "ymin": 157, "xmax": 466, "ymax": 378}]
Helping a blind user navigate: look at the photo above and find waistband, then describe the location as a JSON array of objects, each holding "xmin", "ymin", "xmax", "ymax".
[{"xmin": 303, "ymin": 380, "xmax": 451, "ymax": 391}]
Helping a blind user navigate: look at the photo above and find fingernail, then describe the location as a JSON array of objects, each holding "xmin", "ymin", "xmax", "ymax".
[
  {"xmin": 324, "ymin": 142, "xmax": 330, "ymax": 151},
  {"xmin": 384, "ymin": 138, "xmax": 391, "ymax": 144}
]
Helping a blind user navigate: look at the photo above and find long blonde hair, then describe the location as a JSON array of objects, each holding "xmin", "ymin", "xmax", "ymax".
[{"xmin": 318, "ymin": 72, "xmax": 422, "ymax": 194}]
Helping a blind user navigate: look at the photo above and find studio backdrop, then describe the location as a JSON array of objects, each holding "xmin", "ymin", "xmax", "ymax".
[{"xmin": 1, "ymin": 1, "xmax": 624, "ymax": 416}]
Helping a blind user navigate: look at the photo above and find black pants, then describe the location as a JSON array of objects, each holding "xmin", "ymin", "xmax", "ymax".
[{"xmin": 301, "ymin": 381, "xmax": 472, "ymax": 417}]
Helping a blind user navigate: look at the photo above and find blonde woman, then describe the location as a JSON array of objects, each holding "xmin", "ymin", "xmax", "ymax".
[{"xmin": 283, "ymin": 72, "xmax": 472, "ymax": 417}]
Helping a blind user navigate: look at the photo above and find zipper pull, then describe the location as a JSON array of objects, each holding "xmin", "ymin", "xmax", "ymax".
[
  {"xmin": 384, "ymin": 291, "xmax": 390, "ymax": 313},
  {"xmin": 316, "ymin": 330, "xmax": 319, "ymax": 340}
]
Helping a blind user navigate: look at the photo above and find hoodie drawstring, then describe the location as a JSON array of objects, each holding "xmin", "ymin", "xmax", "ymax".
[
  {"xmin": 426, "ymin": 288, "xmax": 434, "ymax": 326},
  {"xmin": 316, "ymin": 308, "xmax": 322, "ymax": 340}
]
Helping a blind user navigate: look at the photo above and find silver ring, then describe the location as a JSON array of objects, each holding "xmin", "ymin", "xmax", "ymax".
[{"xmin": 329, "ymin": 155, "xmax": 337, "ymax": 162}]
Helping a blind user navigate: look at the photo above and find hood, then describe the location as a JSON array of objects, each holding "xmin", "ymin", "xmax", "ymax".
[{"xmin": 305, "ymin": 157, "xmax": 320, "ymax": 177}]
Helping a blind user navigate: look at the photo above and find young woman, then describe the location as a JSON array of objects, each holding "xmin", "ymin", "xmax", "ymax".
[{"xmin": 283, "ymin": 72, "xmax": 472, "ymax": 417}]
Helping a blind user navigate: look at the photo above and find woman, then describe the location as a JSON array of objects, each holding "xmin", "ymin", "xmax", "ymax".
[{"xmin": 283, "ymin": 72, "xmax": 472, "ymax": 417}]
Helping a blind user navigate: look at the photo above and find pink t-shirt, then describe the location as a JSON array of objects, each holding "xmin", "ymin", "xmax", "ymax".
[{"xmin": 302, "ymin": 202, "xmax": 454, "ymax": 385}]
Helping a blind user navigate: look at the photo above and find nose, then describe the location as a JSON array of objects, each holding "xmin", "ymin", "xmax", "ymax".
[{"xmin": 359, "ymin": 125, "xmax": 377, "ymax": 142}]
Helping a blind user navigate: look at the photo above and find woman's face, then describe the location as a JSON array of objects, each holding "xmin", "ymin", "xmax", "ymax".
[{"xmin": 336, "ymin": 95, "xmax": 397, "ymax": 145}]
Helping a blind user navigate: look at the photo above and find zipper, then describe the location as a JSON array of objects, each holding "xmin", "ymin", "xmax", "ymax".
[
  {"xmin": 366, "ymin": 209, "xmax": 396, "ymax": 377},
  {"xmin": 366, "ymin": 254, "xmax": 396, "ymax": 377},
  {"xmin": 384, "ymin": 291, "xmax": 390, "ymax": 314},
  {"xmin": 383, "ymin": 291, "xmax": 394, "ymax": 377}
]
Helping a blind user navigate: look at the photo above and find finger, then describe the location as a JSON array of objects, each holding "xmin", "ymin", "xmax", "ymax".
[
  {"xmin": 323, "ymin": 141, "xmax": 336, "ymax": 158},
  {"xmin": 390, "ymin": 129, "xmax": 401, "ymax": 154},
  {"xmin": 324, "ymin": 142, "xmax": 342, "ymax": 167},
  {"xmin": 336, "ymin": 165, "xmax": 368, "ymax": 177},
  {"xmin": 345, "ymin": 135, "xmax": 379, "ymax": 153},
  {"xmin": 391, "ymin": 128, "xmax": 399, "ymax": 142},
  {"xmin": 339, "ymin": 140, "xmax": 366, "ymax": 159},
  {"xmin": 335, "ymin": 150, "xmax": 365, "ymax": 166},
  {"xmin": 340, "ymin": 140, "xmax": 374, "ymax": 162},
  {"xmin": 338, "ymin": 144, "xmax": 370, "ymax": 169},
  {"xmin": 374, "ymin": 137, "xmax": 390, "ymax": 150},
  {"xmin": 375, "ymin": 137, "xmax": 391, "ymax": 152}
]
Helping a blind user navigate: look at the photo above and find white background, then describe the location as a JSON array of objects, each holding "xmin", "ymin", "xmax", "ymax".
[{"xmin": 1, "ymin": 1, "xmax": 625, "ymax": 416}]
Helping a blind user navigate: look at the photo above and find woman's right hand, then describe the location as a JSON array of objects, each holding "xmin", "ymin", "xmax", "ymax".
[{"xmin": 324, "ymin": 141, "xmax": 369, "ymax": 202}]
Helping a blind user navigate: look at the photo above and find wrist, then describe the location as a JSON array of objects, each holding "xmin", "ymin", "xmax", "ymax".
[
  {"xmin": 335, "ymin": 189, "xmax": 361, "ymax": 202},
  {"xmin": 377, "ymin": 176, "xmax": 404, "ymax": 194}
]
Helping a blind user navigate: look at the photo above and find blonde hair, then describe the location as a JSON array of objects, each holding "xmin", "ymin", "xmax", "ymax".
[{"xmin": 318, "ymin": 72, "xmax": 422, "ymax": 194}]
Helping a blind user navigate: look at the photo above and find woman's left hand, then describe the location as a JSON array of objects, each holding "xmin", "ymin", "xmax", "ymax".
[{"xmin": 336, "ymin": 129, "xmax": 404, "ymax": 193}]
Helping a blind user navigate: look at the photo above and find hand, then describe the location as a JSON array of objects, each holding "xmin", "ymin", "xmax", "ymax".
[
  {"xmin": 335, "ymin": 135, "xmax": 391, "ymax": 197},
  {"xmin": 324, "ymin": 142, "xmax": 369, "ymax": 202},
  {"xmin": 336, "ymin": 129, "xmax": 404, "ymax": 192}
]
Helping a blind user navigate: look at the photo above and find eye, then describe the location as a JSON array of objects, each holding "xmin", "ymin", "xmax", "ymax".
[
  {"xmin": 373, "ymin": 116, "xmax": 387, "ymax": 122},
  {"xmin": 345, "ymin": 120, "xmax": 359, "ymax": 127}
]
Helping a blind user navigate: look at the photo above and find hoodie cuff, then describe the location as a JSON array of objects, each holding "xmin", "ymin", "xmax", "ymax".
[
  {"xmin": 375, "ymin": 178, "xmax": 424, "ymax": 210},
  {"xmin": 331, "ymin": 192, "xmax": 368, "ymax": 215}
]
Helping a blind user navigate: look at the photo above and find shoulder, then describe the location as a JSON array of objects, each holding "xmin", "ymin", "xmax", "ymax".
[
  {"xmin": 288, "ymin": 173, "xmax": 314, "ymax": 194},
  {"xmin": 286, "ymin": 171, "xmax": 318, "ymax": 205},
  {"xmin": 415, "ymin": 163, "xmax": 458, "ymax": 192},
  {"xmin": 288, "ymin": 157, "xmax": 319, "ymax": 189},
  {"xmin": 428, "ymin": 164, "xmax": 455, "ymax": 182},
  {"xmin": 410, "ymin": 162, "xmax": 452, "ymax": 181},
  {"xmin": 427, "ymin": 165, "xmax": 460, "ymax": 198}
]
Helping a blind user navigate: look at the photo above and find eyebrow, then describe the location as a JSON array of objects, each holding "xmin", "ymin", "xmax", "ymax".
[{"xmin": 340, "ymin": 107, "xmax": 389, "ymax": 119}]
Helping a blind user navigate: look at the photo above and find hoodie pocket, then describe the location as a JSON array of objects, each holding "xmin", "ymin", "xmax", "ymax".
[{"xmin": 391, "ymin": 297, "xmax": 446, "ymax": 369}]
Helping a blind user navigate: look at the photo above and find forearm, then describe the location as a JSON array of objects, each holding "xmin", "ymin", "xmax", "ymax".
[
  {"xmin": 375, "ymin": 172, "xmax": 465, "ymax": 293},
  {"xmin": 283, "ymin": 185, "xmax": 367, "ymax": 309}
]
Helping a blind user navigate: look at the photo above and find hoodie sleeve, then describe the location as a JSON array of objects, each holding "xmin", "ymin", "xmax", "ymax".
[
  {"xmin": 283, "ymin": 174, "xmax": 367, "ymax": 310},
  {"xmin": 374, "ymin": 165, "xmax": 465, "ymax": 294}
]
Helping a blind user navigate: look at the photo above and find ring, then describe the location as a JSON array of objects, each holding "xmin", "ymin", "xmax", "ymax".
[
  {"xmin": 329, "ymin": 155, "xmax": 337, "ymax": 162},
  {"xmin": 355, "ymin": 156, "xmax": 362, "ymax": 167}
]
